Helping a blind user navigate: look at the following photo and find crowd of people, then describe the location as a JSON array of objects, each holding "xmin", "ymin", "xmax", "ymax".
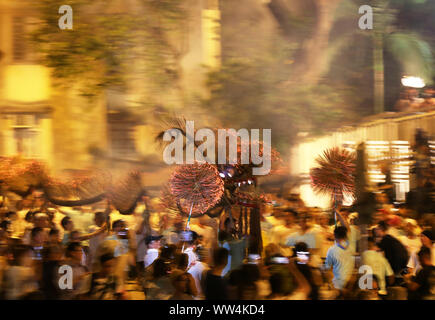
[
  {"xmin": 394, "ymin": 87, "xmax": 435, "ymax": 113},
  {"xmin": 0, "ymin": 183, "xmax": 433, "ymax": 300}
]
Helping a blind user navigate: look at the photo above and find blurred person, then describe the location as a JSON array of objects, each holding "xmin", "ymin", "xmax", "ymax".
[
  {"xmin": 285, "ymin": 212, "xmax": 317, "ymax": 250},
  {"xmin": 30, "ymin": 227, "xmax": 46, "ymax": 262},
  {"xmin": 135, "ymin": 197, "xmax": 152, "ymax": 271},
  {"xmin": 169, "ymin": 272, "xmax": 195, "ymax": 300},
  {"xmin": 409, "ymin": 229, "xmax": 435, "ymax": 274},
  {"xmin": 171, "ymin": 253, "xmax": 197, "ymax": 297},
  {"xmin": 219, "ymin": 218, "xmax": 247, "ymax": 276},
  {"xmin": 5, "ymin": 211, "xmax": 24, "ymax": 239},
  {"xmin": 361, "ymin": 236, "xmax": 395, "ymax": 296},
  {"xmin": 187, "ymin": 247, "xmax": 210, "ymax": 299},
  {"xmin": 48, "ymin": 228, "xmax": 61, "ymax": 246},
  {"xmin": 228, "ymin": 263, "xmax": 261, "ymax": 300},
  {"xmin": 105, "ymin": 219, "xmax": 130, "ymax": 257},
  {"xmin": 313, "ymin": 212, "xmax": 334, "ymax": 261},
  {"xmin": 399, "ymin": 219, "xmax": 422, "ymax": 258},
  {"xmin": 405, "ymin": 247, "xmax": 435, "ymax": 300},
  {"xmin": 292, "ymin": 242, "xmax": 323, "ymax": 300},
  {"xmin": 87, "ymin": 211, "xmax": 108, "ymax": 271},
  {"xmin": 190, "ymin": 216, "xmax": 216, "ymax": 250},
  {"xmin": 144, "ymin": 235, "xmax": 163, "ymax": 268},
  {"xmin": 145, "ymin": 258, "xmax": 174, "ymax": 300},
  {"xmin": 181, "ymin": 230, "xmax": 199, "ymax": 269},
  {"xmin": 62, "ymin": 242, "xmax": 90, "ymax": 299},
  {"xmin": 3, "ymin": 245, "xmax": 39, "ymax": 299},
  {"xmin": 375, "ymin": 221, "xmax": 409, "ymax": 279},
  {"xmin": 272, "ymin": 208, "xmax": 297, "ymax": 257},
  {"xmin": 61, "ymin": 215, "xmax": 107, "ymax": 247},
  {"xmin": 204, "ymin": 247, "xmax": 229, "ymax": 300},
  {"xmin": 267, "ymin": 257, "xmax": 311, "ymax": 300},
  {"xmin": 85, "ymin": 253, "xmax": 125, "ymax": 300},
  {"xmin": 41, "ymin": 245, "xmax": 64, "ymax": 300},
  {"xmin": 324, "ymin": 221, "xmax": 355, "ymax": 291}
]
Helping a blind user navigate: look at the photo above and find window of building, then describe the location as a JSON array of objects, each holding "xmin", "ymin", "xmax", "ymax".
[
  {"xmin": 8, "ymin": 114, "xmax": 41, "ymax": 158},
  {"xmin": 108, "ymin": 112, "xmax": 138, "ymax": 159}
]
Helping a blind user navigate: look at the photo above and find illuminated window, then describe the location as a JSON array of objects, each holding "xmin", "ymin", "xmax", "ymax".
[
  {"xmin": 9, "ymin": 114, "xmax": 41, "ymax": 158},
  {"xmin": 108, "ymin": 112, "xmax": 138, "ymax": 159}
]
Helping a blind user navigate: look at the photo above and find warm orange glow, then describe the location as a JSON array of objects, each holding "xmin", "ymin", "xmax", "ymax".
[{"xmin": 4, "ymin": 65, "xmax": 51, "ymax": 102}]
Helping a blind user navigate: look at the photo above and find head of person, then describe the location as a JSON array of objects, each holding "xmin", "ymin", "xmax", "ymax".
[
  {"xmin": 70, "ymin": 230, "xmax": 82, "ymax": 243},
  {"xmin": 0, "ymin": 220, "xmax": 11, "ymax": 234},
  {"xmin": 403, "ymin": 219, "xmax": 417, "ymax": 237},
  {"xmin": 48, "ymin": 228, "xmax": 61, "ymax": 244},
  {"xmin": 5, "ymin": 211, "xmax": 17, "ymax": 221},
  {"xmin": 418, "ymin": 246, "xmax": 432, "ymax": 267},
  {"xmin": 213, "ymin": 247, "xmax": 229, "ymax": 270},
  {"xmin": 94, "ymin": 211, "xmax": 105, "ymax": 227},
  {"xmin": 100, "ymin": 253, "xmax": 116, "ymax": 276},
  {"xmin": 297, "ymin": 212, "xmax": 312, "ymax": 231},
  {"xmin": 224, "ymin": 217, "xmax": 237, "ymax": 233},
  {"xmin": 31, "ymin": 227, "xmax": 45, "ymax": 246},
  {"xmin": 33, "ymin": 213, "xmax": 49, "ymax": 228},
  {"xmin": 334, "ymin": 226, "xmax": 348, "ymax": 243},
  {"xmin": 146, "ymin": 235, "xmax": 162, "ymax": 249},
  {"xmin": 293, "ymin": 242, "xmax": 311, "ymax": 264},
  {"xmin": 66, "ymin": 242, "xmax": 83, "ymax": 262},
  {"xmin": 367, "ymin": 236, "xmax": 378, "ymax": 250},
  {"xmin": 61, "ymin": 216, "xmax": 74, "ymax": 232},
  {"xmin": 25, "ymin": 210, "xmax": 34, "ymax": 223},
  {"xmin": 420, "ymin": 229, "xmax": 434, "ymax": 249},
  {"xmin": 182, "ymin": 230, "xmax": 198, "ymax": 248},
  {"xmin": 112, "ymin": 219, "xmax": 127, "ymax": 236},
  {"xmin": 375, "ymin": 220, "xmax": 389, "ymax": 238},
  {"xmin": 160, "ymin": 244, "xmax": 177, "ymax": 262}
]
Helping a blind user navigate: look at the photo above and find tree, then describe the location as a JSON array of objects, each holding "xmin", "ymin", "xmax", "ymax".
[{"xmin": 31, "ymin": 0, "xmax": 188, "ymax": 106}]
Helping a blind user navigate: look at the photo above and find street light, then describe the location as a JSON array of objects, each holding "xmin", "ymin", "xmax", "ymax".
[{"xmin": 401, "ymin": 76, "xmax": 425, "ymax": 88}]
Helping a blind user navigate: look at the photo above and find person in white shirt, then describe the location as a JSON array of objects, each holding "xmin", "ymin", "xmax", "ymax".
[
  {"xmin": 409, "ymin": 229, "xmax": 435, "ymax": 275},
  {"xmin": 190, "ymin": 216, "xmax": 216, "ymax": 250},
  {"xmin": 285, "ymin": 212, "xmax": 317, "ymax": 250},
  {"xmin": 399, "ymin": 220, "xmax": 422, "ymax": 257},
  {"xmin": 361, "ymin": 237, "xmax": 395, "ymax": 295},
  {"xmin": 313, "ymin": 212, "xmax": 334, "ymax": 260},
  {"xmin": 187, "ymin": 247, "xmax": 209, "ymax": 299},
  {"xmin": 144, "ymin": 235, "xmax": 162, "ymax": 268},
  {"xmin": 88, "ymin": 211, "xmax": 108, "ymax": 271},
  {"xmin": 323, "ymin": 211, "xmax": 355, "ymax": 291}
]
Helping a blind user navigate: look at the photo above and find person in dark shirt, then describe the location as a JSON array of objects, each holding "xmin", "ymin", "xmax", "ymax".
[
  {"xmin": 204, "ymin": 247, "xmax": 229, "ymax": 300},
  {"xmin": 375, "ymin": 221, "xmax": 409, "ymax": 277},
  {"xmin": 405, "ymin": 247, "xmax": 435, "ymax": 300}
]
